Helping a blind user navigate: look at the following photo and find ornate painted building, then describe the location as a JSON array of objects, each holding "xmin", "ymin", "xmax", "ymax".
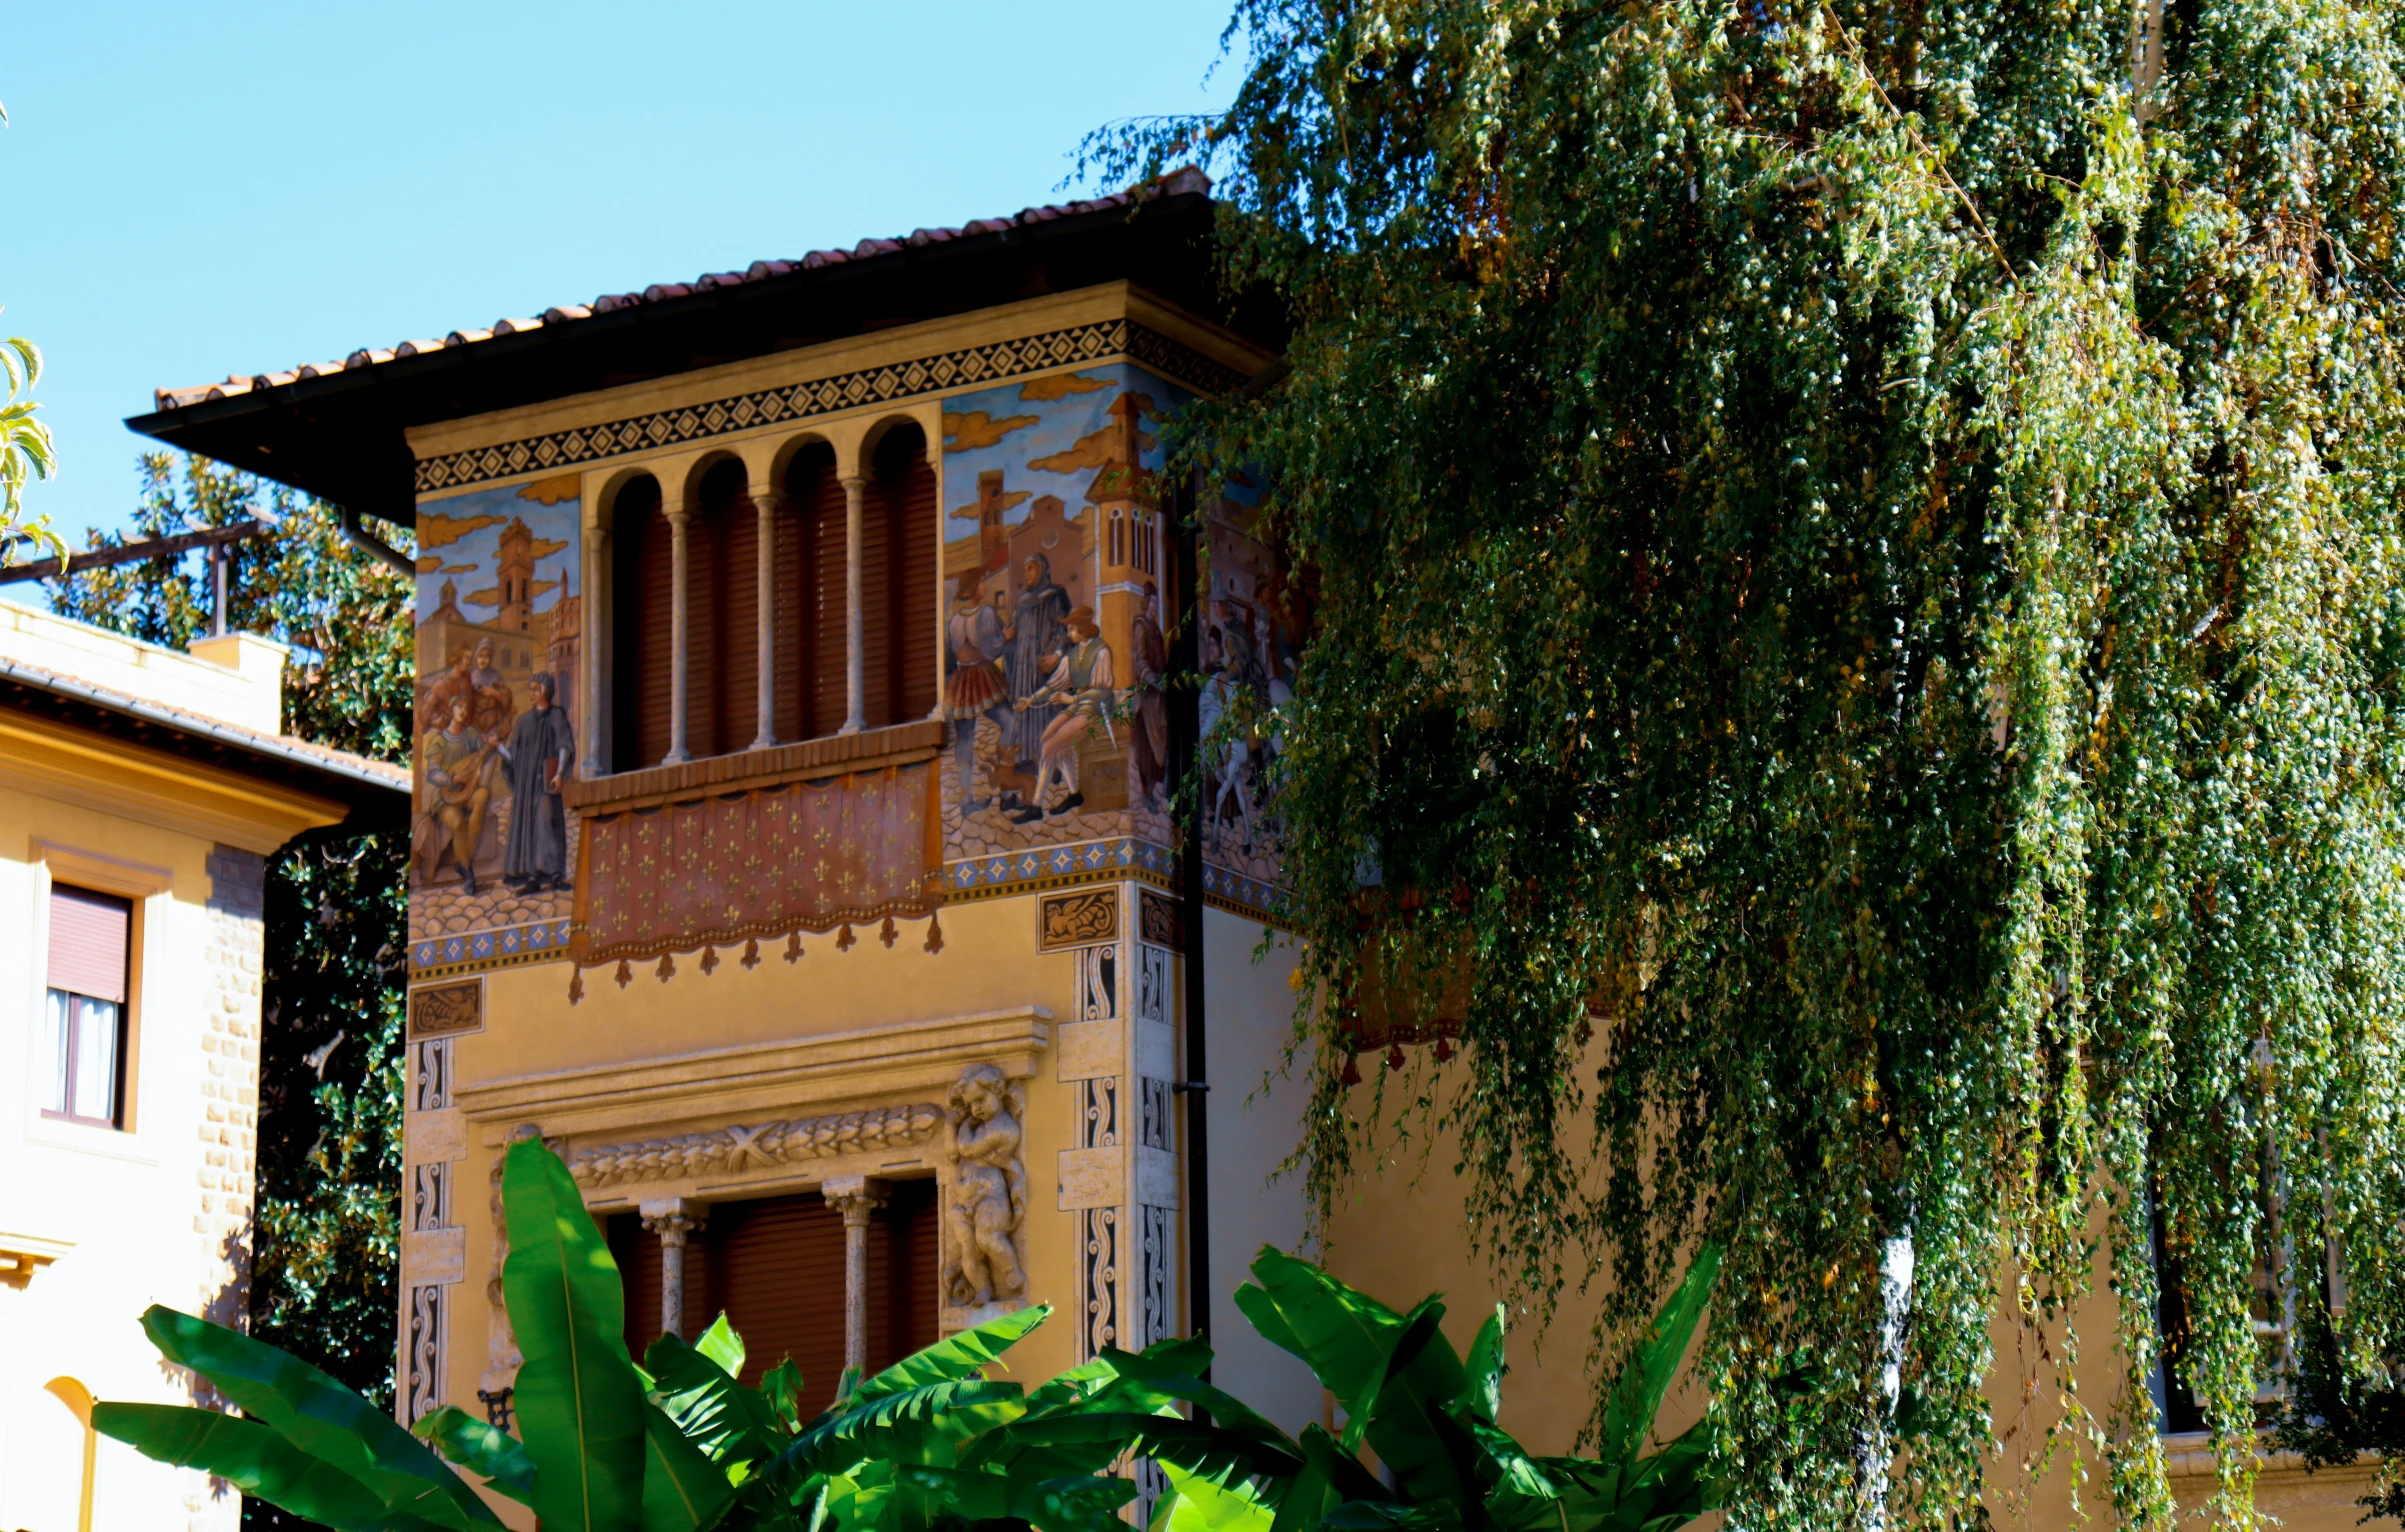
[
  {"xmin": 131, "ymin": 175, "xmax": 2378, "ymax": 1530},
  {"xmin": 136, "ymin": 174, "xmax": 1325, "ymax": 1493}
]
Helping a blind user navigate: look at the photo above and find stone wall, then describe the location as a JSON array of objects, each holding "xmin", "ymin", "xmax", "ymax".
[{"xmin": 190, "ymin": 844, "xmax": 266, "ymax": 1532}]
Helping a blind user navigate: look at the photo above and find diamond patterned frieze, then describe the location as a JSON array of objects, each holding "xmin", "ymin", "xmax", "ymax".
[{"xmin": 411, "ymin": 320, "xmax": 1236, "ymax": 494}]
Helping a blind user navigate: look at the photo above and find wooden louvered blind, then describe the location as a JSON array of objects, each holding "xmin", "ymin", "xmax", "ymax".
[
  {"xmin": 785, "ymin": 448, "xmax": 851, "ymax": 742},
  {"xmin": 48, "ymin": 884, "xmax": 130, "ymax": 1002},
  {"xmin": 692, "ymin": 460, "xmax": 757, "ymax": 760},
  {"xmin": 611, "ymin": 1181, "xmax": 941, "ymax": 1412},
  {"xmin": 861, "ymin": 427, "xmax": 937, "ymax": 731},
  {"xmin": 611, "ymin": 478, "xmax": 674, "ymax": 771}
]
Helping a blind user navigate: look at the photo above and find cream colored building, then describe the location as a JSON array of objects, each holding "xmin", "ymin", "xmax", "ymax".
[{"xmin": 0, "ymin": 597, "xmax": 405, "ymax": 1532}]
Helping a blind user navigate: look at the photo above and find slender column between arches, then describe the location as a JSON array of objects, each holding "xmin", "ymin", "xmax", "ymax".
[
  {"xmin": 928, "ymin": 439, "xmax": 948, "ymax": 722},
  {"xmin": 580, "ymin": 518, "xmax": 607, "ymax": 777},
  {"xmin": 641, "ymin": 1198, "xmax": 705, "ymax": 1340},
  {"xmin": 665, "ymin": 496, "xmax": 693, "ymax": 765},
  {"xmin": 841, "ymin": 474, "xmax": 866, "ymax": 735},
  {"xmin": 823, "ymin": 1176, "xmax": 887, "ymax": 1375},
  {"xmin": 750, "ymin": 485, "xmax": 780, "ymax": 750}
]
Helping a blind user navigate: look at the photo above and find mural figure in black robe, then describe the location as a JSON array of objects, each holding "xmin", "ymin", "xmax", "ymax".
[
  {"xmin": 1005, "ymin": 553, "xmax": 1071, "ymax": 773},
  {"xmin": 496, "ymin": 672, "xmax": 575, "ymax": 893}
]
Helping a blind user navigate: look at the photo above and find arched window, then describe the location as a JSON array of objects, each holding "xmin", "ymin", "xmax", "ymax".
[
  {"xmin": 781, "ymin": 444, "xmax": 849, "ymax": 742},
  {"xmin": 860, "ymin": 424, "xmax": 937, "ymax": 731},
  {"xmin": 608, "ymin": 475, "xmax": 672, "ymax": 771}
]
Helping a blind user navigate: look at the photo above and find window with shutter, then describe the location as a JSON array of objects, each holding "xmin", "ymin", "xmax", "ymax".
[
  {"xmin": 863, "ymin": 425, "xmax": 937, "ymax": 731},
  {"xmin": 44, "ymin": 884, "xmax": 130, "ymax": 1128},
  {"xmin": 696, "ymin": 460, "xmax": 759, "ymax": 760},
  {"xmin": 610, "ymin": 1179, "xmax": 940, "ymax": 1410}
]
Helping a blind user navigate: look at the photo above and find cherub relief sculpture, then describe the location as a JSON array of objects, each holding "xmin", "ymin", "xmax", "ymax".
[{"xmin": 943, "ymin": 1063, "xmax": 1029, "ymax": 1309}]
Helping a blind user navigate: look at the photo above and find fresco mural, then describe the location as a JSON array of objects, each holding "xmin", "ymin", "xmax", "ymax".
[
  {"xmin": 938, "ymin": 364, "xmax": 1292, "ymax": 907},
  {"xmin": 408, "ymin": 475, "xmax": 584, "ymax": 962}
]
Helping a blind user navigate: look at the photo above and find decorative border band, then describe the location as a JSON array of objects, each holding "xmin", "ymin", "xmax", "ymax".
[
  {"xmin": 412, "ymin": 918, "xmax": 574, "ymax": 977},
  {"xmin": 415, "ymin": 320, "xmax": 1249, "ymax": 496}
]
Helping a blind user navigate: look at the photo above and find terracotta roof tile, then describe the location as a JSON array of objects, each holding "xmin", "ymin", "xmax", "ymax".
[{"xmin": 149, "ymin": 167, "xmax": 1212, "ymax": 414}]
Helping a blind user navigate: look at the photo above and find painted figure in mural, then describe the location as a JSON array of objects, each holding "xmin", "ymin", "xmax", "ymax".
[
  {"xmin": 943, "ymin": 1063, "xmax": 1028, "ymax": 1310},
  {"xmin": 1128, "ymin": 580, "xmax": 1169, "ymax": 807},
  {"xmin": 418, "ymin": 695, "xmax": 498, "ymax": 896},
  {"xmin": 496, "ymin": 672, "xmax": 576, "ymax": 894},
  {"xmin": 943, "ymin": 572, "xmax": 1018, "ymax": 815},
  {"xmin": 1004, "ymin": 553, "xmax": 1071, "ymax": 773},
  {"xmin": 1012, "ymin": 606, "xmax": 1116, "ymax": 822},
  {"xmin": 1199, "ymin": 624, "xmax": 1257, "ymax": 844}
]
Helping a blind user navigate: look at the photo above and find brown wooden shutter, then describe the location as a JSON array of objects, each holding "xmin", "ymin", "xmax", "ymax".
[
  {"xmin": 891, "ymin": 432, "xmax": 939, "ymax": 727},
  {"xmin": 611, "ymin": 478, "xmax": 674, "ymax": 771},
  {"xmin": 879, "ymin": 1179, "xmax": 941, "ymax": 1368},
  {"xmin": 786, "ymin": 448, "xmax": 850, "ymax": 742},
  {"xmin": 48, "ymin": 884, "xmax": 129, "ymax": 1002},
  {"xmin": 702, "ymin": 466, "xmax": 760, "ymax": 761},
  {"xmin": 858, "ymin": 474, "xmax": 897, "ymax": 733},
  {"xmin": 705, "ymin": 1193, "xmax": 849, "ymax": 1404}
]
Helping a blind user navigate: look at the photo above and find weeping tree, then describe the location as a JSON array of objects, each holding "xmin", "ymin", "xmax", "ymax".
[{"xmin": 1092, "ymin": 1, "xmax": 2405, "ymax": 1528}]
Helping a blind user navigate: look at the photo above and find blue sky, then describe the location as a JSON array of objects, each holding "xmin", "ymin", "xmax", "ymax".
[{"xmin": 0, "ymin": 2, "xmax": 1237, "ymax": 551}]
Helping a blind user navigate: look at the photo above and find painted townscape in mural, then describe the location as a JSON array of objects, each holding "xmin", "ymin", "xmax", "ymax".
[
  {"xmin": 935, "ymin": 362, "xmax": 1292, "ymax": 902},
  {"xmin": 409, "ymin": 477, "xmax": 583, "ymax": 963}
]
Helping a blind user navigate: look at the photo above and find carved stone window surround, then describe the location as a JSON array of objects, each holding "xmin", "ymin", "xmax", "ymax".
[{"xmin": 454, "ymin": 1007, "xmax": 1051, "ymax": 1145}]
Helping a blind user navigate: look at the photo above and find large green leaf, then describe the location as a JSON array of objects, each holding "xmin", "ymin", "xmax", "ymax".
[
  {"xmin": 501, "ymin": 1135, "xmax": 648, "ymax": 1532},
  {"xmin": 1235, "ymin": 1247, "xmax": 1411, "ymax": 1432},
  {"xmin": 92, "ymin": 1403, "xmax": 439, "ymax": 1532},
  {"xmin": 775, "ymin": 1377, "xmax": 1028, "ymax": 1477},
  {"xmin": 646, "ymin": 1331, "xmax": 784, "ymax": 1472},
  {"xmin": 1460, "ymin": 1307, "xmax": 1506, "ymax": 1425},
  {"xmin": 895, "ymin": 1464, "xmax": 1136, "ymax": 1532},
  {"xmin": 1597, "ymin": 1247, "xmax": 1719, "ymax": 1480},
  {"xmin": 1154, "ymin": 1464, "xmax": 1277, "ymax": 1532},
  {"xmin": 693, "ymin": 1314, "xmax": 747, "ymax": 1380},
  {"xmin": 135, "ymin": 1306, "xmax": 498, "ymax": 1530},
  {"xmin": 411, "ymin": 1406, "xmax": 536, "ymax": 1504},
  {"xmin": 642, "ymin": 1399, "xmax": 739, "ymax": 1532},
  {"xmin": 843, "ymin": 1303, "xmax": 1050, "ymax": 1408},
  {"xmin": 993, "ymin": 1412, "xmax": 1308, "ymax": 1484}
]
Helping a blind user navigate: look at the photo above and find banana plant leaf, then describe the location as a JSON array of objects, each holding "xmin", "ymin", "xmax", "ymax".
[
  {"xmin": 411, "ymin": 1405, "xmax": 536, "ymax": 1504},
  {"xmin": 895, "ymin": 1463, "xmax": 1135, "ymax": 1532},
  {"xmin": 1459, "ymin": 1308, "xmax": 1507, "ymax": 1425},
  {"xmin": 642, "ymin": 1398, "xmax": 740, "ymax": 1532},
  {"xmin": 1355, "ymin": 1302, "xmax": 1478, "ymax": 1512},
  {"xmin": 646, "ymin": 1330, "xmax": 785, "ymax": 1473},
  {"xmin": 1234, "ymin": 1249, "xmax": 1410, "ymax": 1440},
  {"xmin": 841, "ymin": 1303, "xmax": 1050, "ymax": 1409},
  {"xmin": 91, "ymin": 1402, "xmax": 442, "ymax": 1532},
  {"xmin": 989, "ymin": 1412, "xmax": 1307, "ymax": 1485},
  {"xmin": 134, "ymin": 1306, "xmax": 498, "ymax": 1531},
  {"xmin": 500, "ymin": 1134, "xmax": 648, "ymax": 1532},
  {"xmin": 693, "ymin": 1314, "xmax": 748, "ymax": 1379},
  {"xmin": 1153, "ymin": 1463, "xmax": 1276, "ymax": 1532},
  {"xmin": 776, "ymin": 1377, "xmax": 1028, "ymax": 1477},
  {"xmin": 1596, "ymin": 1247, "xmax": 1720, "ymax": 1482}
]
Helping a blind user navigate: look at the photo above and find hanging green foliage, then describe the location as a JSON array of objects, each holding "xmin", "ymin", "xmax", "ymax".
[{"xmin": 1090, "ymin": 0, "xmax": 2405, "ymax": 1527}]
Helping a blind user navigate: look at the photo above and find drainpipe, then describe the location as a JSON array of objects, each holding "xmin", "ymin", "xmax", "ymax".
[{"xmin": 1170, "ymin": 471, "xmax": 1211, "ymax": 1372}]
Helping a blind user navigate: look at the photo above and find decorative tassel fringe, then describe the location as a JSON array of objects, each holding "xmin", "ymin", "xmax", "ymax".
[
  {"xmin": 879, "ymin": 915, "xmax": 898, "ymax": 948},
  {"xmin": 1340, "ymin": 1055, "xmax": 1362, "ymax": 1087},
  {"xmin": 836, "ymin": 923, "xmax": 856, "ymax": 952},
  {"xmin": 699, "ymin": 945, "xmax": 719, "ymax": 976},
  {"xmin": 568, "ymin": 968, "xmax": 585, "ymax": 1005},
  {"xmin": 1385, "ymin": 1043, "xmax": 1407, "ymax": 1072},
  {"xmin": 923, "ymin": 912, "xmax": 945, "ymax": 954},
  {"xmin": 741, "ymin": 938, "xmax": 761, "ymax": 969},
  {"xmin": 784, "ymin": 932, "xmax": 803, "ymax": 963},
  {"xmin": 614, "ymin": 960, "xmax": 633, "ymax": 989},
  {"xmin": 656, "ymin": 953, "xmax": 676, "ymax": 982}
]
